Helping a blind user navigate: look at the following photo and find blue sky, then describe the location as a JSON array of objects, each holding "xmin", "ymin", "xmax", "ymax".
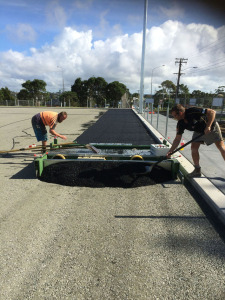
[{"xmin": 0, "ymin": 0, "xmax": 224, "ymax": 94}]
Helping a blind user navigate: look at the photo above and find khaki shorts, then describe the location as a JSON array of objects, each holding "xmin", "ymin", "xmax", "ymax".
[{"xmin": 192, "ymin": 122, "xmax": 223, "ymax": 145}]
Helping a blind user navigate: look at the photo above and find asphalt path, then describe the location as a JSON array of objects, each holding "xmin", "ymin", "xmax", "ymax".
[{"xmin": 0, "ymin": 107, "xmax": 225, "ymax": 300}]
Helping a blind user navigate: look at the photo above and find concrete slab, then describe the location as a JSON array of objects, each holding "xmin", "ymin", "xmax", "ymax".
[{"xmin": 135, "ymin": 110, "xmax": 225, "ymax": 226}]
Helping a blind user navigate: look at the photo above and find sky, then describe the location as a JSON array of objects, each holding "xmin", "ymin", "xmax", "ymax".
[{"xmin": 0, "ymin": 0, "xmax": 224, "ymax": 95}]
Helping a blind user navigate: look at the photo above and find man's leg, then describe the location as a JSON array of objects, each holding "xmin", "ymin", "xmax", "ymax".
[
  {"xmin": 187, "ymin": 142, "xmax": 202, "ymax": 177},
  {"xmin": 215, "ymin": 140, "xmax": 225, "ymax": 160},
  {"xmin": 191, "ymin": 142, "xmax": 201, "ymax": 166},
  {"xmin": 42, "ymin": 140, "xmax": 47, "ymax": 153}
]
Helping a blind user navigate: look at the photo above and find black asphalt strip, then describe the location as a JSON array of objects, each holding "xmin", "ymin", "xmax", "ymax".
[
  {"xmin": 40, "ymin": 161, "xmax": 173, "ymax": 188},
  {"xmin": 76, "ymin": 109, "xmax": 157, "ymax": 145}
]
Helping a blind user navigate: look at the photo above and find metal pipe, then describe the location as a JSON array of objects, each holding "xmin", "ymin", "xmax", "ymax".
[
  {"xmin": 151, "ymin": 103, "xmax": 153, "ymax": 125},
  {"xmin": 165, "ymin": 103, "xmax": 170, "ymax": 138},
  {"xmin": 157, "ymin": 104, "xmax": 159, "ymax": 129}
]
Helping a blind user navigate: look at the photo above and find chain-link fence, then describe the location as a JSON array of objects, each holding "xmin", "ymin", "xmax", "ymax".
[
  {"xmin": 0, "ymin": 99, "xmax": 35, "ymax": 106},
  {"xmin": 176, "ymin": 97, "xmax": 225, "ymax": 122},
  {"xmin": 0, "ymin": 99, "xmax": 60, "ymax": 107}
]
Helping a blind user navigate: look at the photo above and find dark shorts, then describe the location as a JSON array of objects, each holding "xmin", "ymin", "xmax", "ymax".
[
  {"xmin": 192, "ymin": 122, "xmax": 223, "ymax": 145},
  {"xmin": 32, "ymin": 115, "xmax": 48, "ymax": 142}
]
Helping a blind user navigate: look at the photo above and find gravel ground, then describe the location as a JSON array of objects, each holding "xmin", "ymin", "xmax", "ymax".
[{"xmin": 0, "ymin": 107, "xmax": 225, "ymax": 300}]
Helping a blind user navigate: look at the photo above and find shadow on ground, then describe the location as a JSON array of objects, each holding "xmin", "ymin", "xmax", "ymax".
[{"xmin": 10, "ymin": 162, "xmax": 36, "ymax": 179}]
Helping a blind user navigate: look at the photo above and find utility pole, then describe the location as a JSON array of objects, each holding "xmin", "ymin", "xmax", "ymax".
[{"xmin": 174, "ymin": 58, "xmax": 188, "ymax": 100}]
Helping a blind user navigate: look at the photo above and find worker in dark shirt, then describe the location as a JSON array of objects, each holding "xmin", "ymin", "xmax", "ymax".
[{"xmin": 167, "ymin": 104, "xmax": 225, "ymax": 177}]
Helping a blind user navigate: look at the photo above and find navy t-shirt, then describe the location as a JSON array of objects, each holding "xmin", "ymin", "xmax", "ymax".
[{"xmin": 176, "ymin": 107, "xmax": 215, "ymax": 135}]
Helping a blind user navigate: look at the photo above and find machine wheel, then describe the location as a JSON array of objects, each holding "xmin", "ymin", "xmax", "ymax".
[{"xmin": 52, "ymin": 154, "xmax": 66, "ymax": 159}]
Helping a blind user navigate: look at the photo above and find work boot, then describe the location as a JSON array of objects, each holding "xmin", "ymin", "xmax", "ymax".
[{"xmin": 187, "ymin": 167, "xmax": 201, "ymax": 178}]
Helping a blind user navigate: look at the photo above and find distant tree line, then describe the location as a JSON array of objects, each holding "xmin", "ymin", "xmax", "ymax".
[
  {"xmin": 143, "ymin": 80, "xmax": 224, "ymax": 108},
  {"xmin": 71, "ymin": 77, "xmax": 128, "ymax": 107},
  {"xmin": 0, "ymin": 77, "xmax": 129, "ymax": 107},
  {"xmin": 0, "ymin": 77, "xmax": 224, "ymax": 108}
]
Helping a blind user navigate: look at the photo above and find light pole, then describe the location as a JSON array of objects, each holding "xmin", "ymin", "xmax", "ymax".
[
  {"xmin": 139, "ymin": 0, "xmax": 148, "ymax": 114},
  {"xmin": 151, "ymin": 65, "xmax": 165, "ymax": 96},
  {"xmin": 57, "ymin": 66, "xmax": 65, "ymax": 93}
]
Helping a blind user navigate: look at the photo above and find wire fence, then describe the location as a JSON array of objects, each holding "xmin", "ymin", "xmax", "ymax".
[
  {"xmin": 0, "ymin": 99, "xmax": 63, "ymax": 107},
  {"xmin": 137, "ymin": 100, "xmax": 225, "ymax": 141}
]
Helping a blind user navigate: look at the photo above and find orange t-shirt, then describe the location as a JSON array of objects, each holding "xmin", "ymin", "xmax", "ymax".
[{"xmin": 40, "ymin": 111, "xmax": 58, "ymax": 129}]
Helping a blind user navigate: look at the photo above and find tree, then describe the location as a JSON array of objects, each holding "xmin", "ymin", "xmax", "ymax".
[
  {"xmin": 0, "ymin": 87, "xmax": 15, "ymax": 105},
  {"xmin": 215, "ymin": 86, "xmax": 225, "ymax": 97},
  {"xmin": 153, "ymin": 80, "xmax": 176, "ymax": 107},
  {"xmin": 71, "ymin": 78, "xmax": 87, "ymax": 106},
  {"xmin": 191, "ymin": 90, "xmax": 205, "ymax": 98},
  {"xmin": 161, "ymin": 80, "xmax": 176, "ymax": 106},
  {"xmin": 87, "ymin": 77, "xmax": 107, "ymax": 107},
  {"xmin": 161, "ymin": 80, "xmax": 176, "ymax": 95},
  {"xmin": 72, "ymin": 76, "xmax": 111, "ymax": 107},
  {"xmin": 191, "ymin": 90, "xmax": 206, "ymax": 106},
  {"xmin": 20, "ymin": 79, "xmax": 47, "ymax": 101},
  {"xmin": 178, "ymin": 84, "xmax": 190, "ymax": 105},
  {"xmin": 132, "ymin": 92, "xmax": 139, "ymax": 99},
  {"xmin": 17, "ymin": 89, "xmax": 30, "ymax": 100},
  {"xmin": 179, "ymin": 84, "xmax": 189, "ymax": 95},
  {"xmin": 59, "ymin": 91, "xmax": 79, "ymax": 107},
  {"xmin": 106, "ymin": 81, "xmax": 127, "ymax": 107},
  {"xmin": 1, "ymin": 87, "xmax": 14, "ymax": 100},
  {"xmin": 71, "ymin": 77, "xmax": 83, "ymax": 94},
  {"xmin": 0, "ymin": 89, "xmax": 4, "ymax": 104},
  {"xmin": 71, "ymin": 77, "xmax": 128, "ymax": 107}
]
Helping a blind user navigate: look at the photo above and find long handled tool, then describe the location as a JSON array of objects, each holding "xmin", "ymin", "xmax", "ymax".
[
  {"xmin": 0, "ymin": 141, "xmax": 88, "ymax": 154},
  {"xmin": 32, "ymin": 143, "xmax": 99, "ymax": 154},
  {"xmin": 145, "ymin": 133, "xmax": 204, "ymax": 174}
]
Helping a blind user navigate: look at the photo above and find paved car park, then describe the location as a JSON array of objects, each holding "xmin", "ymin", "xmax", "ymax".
[{"xmin": 0, "ymin": 107, "xmax": 225, "ymax": 300}]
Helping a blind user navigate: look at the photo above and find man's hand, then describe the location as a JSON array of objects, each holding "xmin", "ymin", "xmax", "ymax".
[
  {"xmin": 205, "ymin": 109, "xmax": 215, "ymax": 134},
  {"xmin": 166, "ymin": 134, "xmax": 182, "ymax": 159},
  {"xmin": 60, "ymin": 135, "xmax": 67, "ymax": 140},
  {"xmin": 50, "ymin": 129, "xmax": 67, "ymax": 140},
  {"xmin": 166, "ymin": 151, "xmax": 172, "ymax": 159},
  {"xmin": 204, "ymin": 126, "xmax": 211, "ymax": 135}
]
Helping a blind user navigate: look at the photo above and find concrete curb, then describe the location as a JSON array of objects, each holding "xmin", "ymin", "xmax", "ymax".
[{"xmin": 134, "ymin": 110, "xmax": 225, "ymax": 226}]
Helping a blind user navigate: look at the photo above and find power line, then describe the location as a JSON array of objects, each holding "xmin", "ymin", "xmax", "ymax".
[
  {"xmin": 188, "ymin": 35, "xmax": 225, "ymax": 60},
  {"xmin": 187, "ymin": 63, "xmax": 225, "ymax": 73},
  {"xmin": 198, "ymin": 36, "xmax": 225, "ymax": 52},
  {"xmin": 185, "ymin": 59, "xmax": 225, "ymax": 73}
]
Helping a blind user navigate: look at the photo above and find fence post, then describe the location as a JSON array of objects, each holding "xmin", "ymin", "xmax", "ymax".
[
  {"xmin": 165, "ymin": 104, "xmax": 170, "ymax": 138},
  {"xmin": 157, "ymin": 104, "xmax": 159, "ymax": 129},
  {"xmin": 220, "ymin": 98, "xmax": 224, "ymax": 122},
  {"xmin": 151, "ymin": 103, "xmax": 153, "ymax": 125}
]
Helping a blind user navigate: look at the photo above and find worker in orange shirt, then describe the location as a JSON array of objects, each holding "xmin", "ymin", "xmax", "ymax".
[{"xmin": 32, "ymin": 111, "xmax": 67, "ymax": 151}]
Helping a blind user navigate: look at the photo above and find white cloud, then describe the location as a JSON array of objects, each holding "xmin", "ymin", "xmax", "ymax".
[
  {"xmin": 6, "ymin": 23, "xmax": 37, "ymax": 43},
  {"xmin": 73, "ymin": 0, "xmax": 93, "ymax": 10},
  {"xmin": 159, "ymin": 1, "xmax": 185, "ymax": 19},
  {"xmin": 45, "ymin": 0, "xmax": 67, "ymax": 28},
  {"xmin": 0, "ymin": 21, "xmax": 224, "ymax": 94}
]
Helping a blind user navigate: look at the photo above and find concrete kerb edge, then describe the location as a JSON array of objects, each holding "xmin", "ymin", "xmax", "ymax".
[{"xmin": 134, "ymin": 110, "xmax": 225, "ymax": 226}]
